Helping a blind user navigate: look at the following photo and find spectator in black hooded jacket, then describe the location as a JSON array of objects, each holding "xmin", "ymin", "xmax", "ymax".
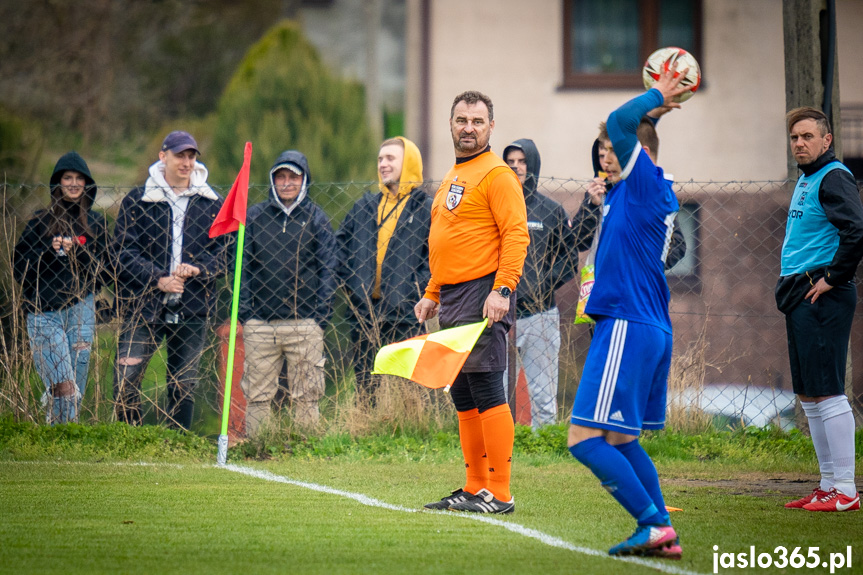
[
  {"xmin": 238, "ymin": 150, "xmax": 337, "ymax": 435},
  {"xmin": 13, "ymin": 151, "xmax": 108, "ymax": 424},
  {"xmin": 502, "ymin": 139, "xmax": 576, "ymax": 428}
]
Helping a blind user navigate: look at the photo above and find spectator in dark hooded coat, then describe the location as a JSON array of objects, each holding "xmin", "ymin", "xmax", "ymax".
[
  {"xmin": 14, "ymin": 151, "xmax": 108, "ymax": 424},
  {"xmin": 503, "ymin": 139, "xmax": 576, "ymax": 428}
]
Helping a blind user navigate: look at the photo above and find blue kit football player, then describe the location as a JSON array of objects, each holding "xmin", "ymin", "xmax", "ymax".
[{"xmin": 568, "ymin": 63, "xmax": 689, "ymax": 559}]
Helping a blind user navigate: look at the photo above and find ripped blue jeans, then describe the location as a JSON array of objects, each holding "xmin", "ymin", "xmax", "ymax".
[{"xmin": 26, "ymin": 294, "xmax": 95, "ymax": 424}]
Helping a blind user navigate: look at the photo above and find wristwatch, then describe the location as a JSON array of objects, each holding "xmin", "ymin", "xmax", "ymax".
[{"xmin": 495, "ymin": 286, "xmax": 512, "ymax": 298}]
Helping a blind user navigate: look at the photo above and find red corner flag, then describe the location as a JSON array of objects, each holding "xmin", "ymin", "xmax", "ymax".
[{"xmin": 209, "ymin": 142, "xmax": 252, "ymax": 238}]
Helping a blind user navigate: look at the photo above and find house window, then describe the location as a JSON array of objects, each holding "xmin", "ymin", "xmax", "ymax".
[
  {"xmin": 563, "ymin": 0, "xmax": 702, "ymax": 89},
  {"xmin": 841, "ymin": 105, "xmax": 863, "ymax": 181},
  {"xmin": 666, "ymin": 202, "xmax": 700, "ymax": 293}
]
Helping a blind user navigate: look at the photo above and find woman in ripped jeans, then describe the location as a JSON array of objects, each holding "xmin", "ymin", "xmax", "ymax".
[{"xmin": 13, "ymin": 152, "xmax": 108, "ymax": 424}]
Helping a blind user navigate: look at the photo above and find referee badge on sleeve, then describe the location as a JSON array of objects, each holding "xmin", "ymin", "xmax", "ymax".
[{"xmin": 446, "ymin": 183, "xmax": 465, "ymax": 210}]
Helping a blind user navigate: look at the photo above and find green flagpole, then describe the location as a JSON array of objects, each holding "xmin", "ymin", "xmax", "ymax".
[{"xmin": 217, "ymin": 222, "xmax": 246, "ymax": 465}]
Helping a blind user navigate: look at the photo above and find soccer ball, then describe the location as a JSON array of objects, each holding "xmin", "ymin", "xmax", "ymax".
[{"xmin": 642, "ymin": 47, "xmax": 701, "ymax": 103}]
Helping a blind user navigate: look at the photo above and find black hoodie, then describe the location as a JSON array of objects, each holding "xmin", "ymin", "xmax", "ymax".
[
  {"xmin": 503, "ymin": 139, "xmax": 577, "ymax": 318},
  {"xmin": 238, "ymin": 150, "xmax": 337, "ymax": 328},
  {"xmin": 13, "ymin": 152, "xmax": 108, "ymax": 313}
]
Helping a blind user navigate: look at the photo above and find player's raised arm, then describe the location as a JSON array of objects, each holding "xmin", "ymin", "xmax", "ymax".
[{"xmin": 606, "ymin": 63, "xmax": 689, "ymax": 170}]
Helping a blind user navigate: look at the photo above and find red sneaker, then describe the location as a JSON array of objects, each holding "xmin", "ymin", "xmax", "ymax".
[
  {"xmin": 785, "ymin": 488, "xmax": 830, "ymax": 509},
  {"xmin": 802, "ymin": 488, "xmax": 860, "ymax": 512}
]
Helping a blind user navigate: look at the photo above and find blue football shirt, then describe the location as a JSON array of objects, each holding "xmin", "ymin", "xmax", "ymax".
[{"xmin": 585, "ymin": 142, "xmax": 679, "ymax": 333}]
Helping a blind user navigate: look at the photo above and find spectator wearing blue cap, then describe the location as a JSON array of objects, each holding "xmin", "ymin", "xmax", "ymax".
[{"xmin": 111, "ymin": 131, "xmax": 227, "ymax": 430}]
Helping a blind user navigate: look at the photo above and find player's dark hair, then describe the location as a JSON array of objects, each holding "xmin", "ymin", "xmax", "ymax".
[
  {"xmin": 786, "ymin": 107, "xmax": 831, "ymax": 136},
  {"xmin": 379, "ymin": 137, "xmax": 404, "ymax": 149},
  {"xmin": 450, "ymin": 91, "xmax": 494, "ymax": 121}
]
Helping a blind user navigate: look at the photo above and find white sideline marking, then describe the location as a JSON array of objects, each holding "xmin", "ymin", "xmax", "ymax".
[
  {"xmin": 221, "ymin": 463, "xmax": 416, "ymax": 513},
  {"xmin": 3, "ymin": 461, "xmax": 707, "ymax": 574},
  {"xmin": 220, "ymin": 463, "xmax": 708, "ymax": 575}
]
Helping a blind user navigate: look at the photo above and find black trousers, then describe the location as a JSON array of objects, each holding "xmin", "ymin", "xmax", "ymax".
[
  {"xmin": 439, "ymin": 272, "xmax": 513, "ymax": 413},
  {"xmin": 785, "ymin": 281, "xmax": 857, "ymax": 397},
  {"xmin": 113, "ymin": 316, "xmax": 208, "ymax": 429},
  {"xmin": 439, "ymin": 272, "xmax": 514, "ymax": 373},
  {"xmin": 450, "ymin": 371, "xmax": 507, "ymax": 413}
]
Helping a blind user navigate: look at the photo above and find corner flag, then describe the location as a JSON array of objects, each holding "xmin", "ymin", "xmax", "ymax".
[
  {"xmin": 213, "ymin": 142, "xmax": 252, "ymax": 465},
  {"xmin": 209, "ymin": 142, "xmax": 251, "ymax": 238},
  {"xmin": 372, "ymin": 319, "xmax": 488, "ymax": 390}
]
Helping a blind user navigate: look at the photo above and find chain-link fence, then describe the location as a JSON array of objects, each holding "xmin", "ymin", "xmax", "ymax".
[{"xmin": 1, "ymin": 176, "xmax": 861, "ymax": 438}]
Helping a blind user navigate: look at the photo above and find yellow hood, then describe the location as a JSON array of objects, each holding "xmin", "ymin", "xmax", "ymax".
[{"xmin": 378, "ymin": 136, "xmax": 423, "ymax": 197}]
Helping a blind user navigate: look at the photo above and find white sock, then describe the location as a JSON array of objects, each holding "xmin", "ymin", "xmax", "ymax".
[
  {"xmin": 818, "ymin": 396, "xmax": 857, "ymax": 497},
  {"xmin": 801, "ymin": 401, "xmax": 833, "ymax": 491}
]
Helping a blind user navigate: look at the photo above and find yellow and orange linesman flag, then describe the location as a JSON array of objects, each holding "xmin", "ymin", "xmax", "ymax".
[{"xmin": 372, "ymin": 319, "xmax": 488, "ymax": 390}]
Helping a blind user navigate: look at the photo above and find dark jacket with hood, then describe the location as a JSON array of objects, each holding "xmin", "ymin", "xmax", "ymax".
[
  {"xmin": 112, "ymin": 156, "xmax": 226, "ymax": 322},
  {"xmin": 238, "ymin": 150, "xmax": 337, "ymax": 329},
  {"xmin": 502, "ymin": 139, "xmax": 576, "ymax": 319},
  {"xmin": 336, "ymin": 138, "xmax": 432, "ymax": 323},
  {"xmin": 13, "ymin": 152, "xmax": 108, "ymax": 313}
]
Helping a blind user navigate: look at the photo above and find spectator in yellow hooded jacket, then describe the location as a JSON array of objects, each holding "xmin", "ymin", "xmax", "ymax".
[{"xmin": 336, "ymin": 137, "xmax": 431, "ymax": 400}]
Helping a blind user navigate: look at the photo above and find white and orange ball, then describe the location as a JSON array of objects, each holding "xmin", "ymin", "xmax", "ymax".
[{"xmin": 642, "ymin": 47, "xmax": 701, "ymax": 103}]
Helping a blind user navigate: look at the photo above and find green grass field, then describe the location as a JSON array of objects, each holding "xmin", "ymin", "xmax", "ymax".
[{"xmin": 1, "ymin": 422, "xmax": 861, "ymax": 575}]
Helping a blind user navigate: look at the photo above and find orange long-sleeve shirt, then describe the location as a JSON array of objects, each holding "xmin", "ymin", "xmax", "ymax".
[{"xmin": 424, "ymin": 150, "xmax": 529, "ymax": 302}]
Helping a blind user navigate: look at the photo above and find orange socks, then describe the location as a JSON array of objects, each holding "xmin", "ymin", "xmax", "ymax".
[
  {"xmin": 457, "ymin": 408, "xmax": 488, "ymax": 494},
  {"xmin": 479, "ymin": 404, "xmax": 514, "ymax": 501}
]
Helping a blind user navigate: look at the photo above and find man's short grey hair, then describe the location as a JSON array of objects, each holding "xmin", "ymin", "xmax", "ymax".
[{"xmin": 450, "ymin": 90, "xmax": 494, "ymax": 121}]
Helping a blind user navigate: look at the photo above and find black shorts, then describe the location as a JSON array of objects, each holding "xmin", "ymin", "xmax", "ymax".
[
  {"xmin": 439, "ymin": 272, "xmax": 515, "ymax": 373},
  {"xmin": 450, "ymin": 371, "xmax": 507, "ymax": 413},
  {"xmin": 785, "ymin": 281, "xmax": 857, "ymax": 397}
]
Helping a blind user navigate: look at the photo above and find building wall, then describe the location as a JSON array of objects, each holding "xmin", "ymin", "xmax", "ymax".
[
  {"xmin": 412, "ymin": 0, "xmax": 862, "ymax": 182},
  {"xmin": 404, "ymin": 0, "xmax": 863, "ymax": 400},
  {"xmin": 838, "ymin": 0, "xmax": 863, "ymax": 108},
  {"xmin": 301, "ymin": 0, "xmax": 407, "ymax": 140}
]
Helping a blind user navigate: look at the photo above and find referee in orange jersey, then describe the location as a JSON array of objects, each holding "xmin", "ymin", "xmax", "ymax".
[{"xmin": 415, "ymin": 91, "xmax": 529, "ymax": 514}]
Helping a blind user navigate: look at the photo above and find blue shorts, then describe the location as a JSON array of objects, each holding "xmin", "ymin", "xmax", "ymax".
[{"xmin": 570, "ymin": 317, "xmax": 672, "ymax": 434}]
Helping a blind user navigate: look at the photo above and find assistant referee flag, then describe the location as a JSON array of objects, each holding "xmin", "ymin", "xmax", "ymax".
[{"xmin": 372, "ymin": 319, "xmax": 488, "ymax": 389}]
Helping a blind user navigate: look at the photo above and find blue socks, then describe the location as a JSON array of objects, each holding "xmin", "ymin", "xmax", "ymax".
[
  {"xmin": 569, "ymin": 437, "xmax": 668, "ymax": 526},
  {"xmin": 614, "ymin": 440, "xmax": 670, "ymax": 525}
]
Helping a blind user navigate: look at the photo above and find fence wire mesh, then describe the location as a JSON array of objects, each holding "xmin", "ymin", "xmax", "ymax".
[{"xmin": 1, "ymin": 177, "xmax": 861, "ymax": 437}]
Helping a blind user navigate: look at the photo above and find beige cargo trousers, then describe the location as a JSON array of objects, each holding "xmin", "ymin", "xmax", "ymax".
[{"xmin": 241, "ymin": 318, "xmax": 326, "ymax": 435}]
